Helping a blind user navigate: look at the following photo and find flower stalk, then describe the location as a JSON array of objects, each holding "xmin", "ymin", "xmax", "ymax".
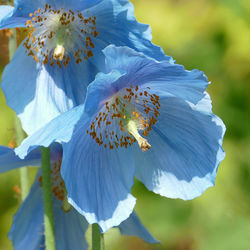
[
  {"xmin": 92, "ymin": 224, "xmax": 105, "ymax": 250},
  {"xmin": 9, "ymin": 29, "xmax": 30, "ymax": 200},
  {"xmin": 15, "ymin": 117, "xmax": 29, "ymax": 200},
  {"xmin": 41, "ymin": 147, "xmax": 56, "ymax": 250}
]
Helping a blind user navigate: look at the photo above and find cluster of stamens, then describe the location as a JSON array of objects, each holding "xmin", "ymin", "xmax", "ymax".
[
  {"xmin": 24, "ymin": 4, "xmax": 98, "ymax": 67},
  {"xmin": 39, "ymin": 159, "xmax": 66, "ymax": 201},
  {"xmin": 87, "ymin": 85, "xmax": 160, "ymax": 151}
]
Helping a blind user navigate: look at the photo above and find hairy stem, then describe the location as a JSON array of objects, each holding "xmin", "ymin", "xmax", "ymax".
[
  {"xmin": 41, "ymin": 147, "xmax": 56, "ymax": 250},
  {"xmin": 92, "ymin": 224, "xmax": 104, "ymax": 250}
]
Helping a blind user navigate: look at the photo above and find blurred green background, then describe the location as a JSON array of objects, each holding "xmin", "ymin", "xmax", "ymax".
[{"xmin": 1, "ymin": 0, "xmax": 250, "ymax": 249}]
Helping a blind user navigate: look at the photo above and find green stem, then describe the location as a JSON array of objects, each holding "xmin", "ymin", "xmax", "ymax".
[
  {"xmin": 92, "ymin": 224, "xmax": 104, "ymax": 250},
  {"xmin": 15, "ymin": 116, "xmax": 30, "ymax": 200},
  {"xmin": 9, "ymin": 29, "xmax": 30, "ymax": 200},
  {"xmin": 41, "ymin": 147, "xmax": 56, "ymax": 250},
  {"xmin": 15, "ymin": 116, "xmax": 29, "ymax": 200},
  {"xmin": 8, "ymin": 28, "xmax": 16, "ymax": 60}
]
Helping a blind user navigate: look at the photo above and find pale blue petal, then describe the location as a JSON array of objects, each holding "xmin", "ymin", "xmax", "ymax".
[
  {"xmin": 0, "ymin": 0, "xmax": 102, "ymax": 28},
  {"xmin": 0, "ymin": 146, "xmax": 41, "ymax": 173},
  {"xmin": 0, "ymin": 6, "xmax": 14, "ymax": 26},
  {"xmin": 88, "ymin": 0, "xmax": 171, "ymax": 63},
  {"xmin": 2, "ymin": 1, "xmax": 174, "ymax": 135},
  {"xmin": 1, "ymin": 41, "xmax": 90, "ymax": 134},
  {"xmin": 0, "ymin": 6, "xmax": 13, "ymax": 20},
  {"xmin": 15, "ymin": 105, "xmax": 85, "ymax": 159},
  {"xmin": 15, "ymin": 0, "xmax": 102, "ymax": 13},
  {"xmin": 134, "ymin": 96, "xmax": 225, "ymax": 200},
  {"xmin": 118, "ymin": 212, "xmax": 158, "ymax": 244},
  {"xmin": 13, "ymin": 1, "xmax": 60, "ymax": 20},
  {"xmin": 61, "ymin": 118, "xmax": 136, "ymax": 232},
  {"xmin": 53, "ymin": 198, "xmax": 89, "ymax": 250},
  {"xmin": 84, "ymin": 46, "xmax": 209, "ymax": 115},
  {"xmin": 102, "ymin": 46, "xmax": 208, "ymax": 104},
  {"xmin": 84, "ymin": 70, "xmax": 125, "ymax": 115},
  {"xmin": 0, "ymin": 5, "xmax": 28, "ymax": 29},
  {"xmin": 9, "ymin": 170, "xmax": 89, "ymax": 250},
  {"xmin": 0, "ymin": 143, "xmax": 62, "ymax": 173},
  {"xmin": 9, "ymin": 175, "xmax": 44, "ymax": 250}
]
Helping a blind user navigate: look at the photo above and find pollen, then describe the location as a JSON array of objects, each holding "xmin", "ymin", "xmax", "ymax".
[
  {"xmin": 24, "ymin": 5, "xmax": 99, "ymax": 67},
  {"xmin": 87, "ymin": 85, "xmax": 160, "ymax": 151}
]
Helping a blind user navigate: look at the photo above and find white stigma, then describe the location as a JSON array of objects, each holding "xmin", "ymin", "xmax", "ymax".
[
  {"xmin": 53, "ymin": 45, "xmax": 65, "ymax": 61},
  {"xmin": 127, "ymin": 120, "xmax": 151, "ymax": 152}
]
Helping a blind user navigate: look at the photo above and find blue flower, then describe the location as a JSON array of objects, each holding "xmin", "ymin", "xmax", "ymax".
[
  {"xmin": 0, "ymin": 143, "xmax": 158, "ymax": 249},
  {"xmin": 16, "ymin": 45, "xmax": 226, "ymax": 232},
  {"xmin": 0, "ymin": 0, "xmax": 171, "ymax": 135}
]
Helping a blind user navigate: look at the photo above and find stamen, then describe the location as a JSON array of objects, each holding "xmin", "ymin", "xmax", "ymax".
[
  {"xmin": 24, "ymin": 5, "xmax": 98, "ymax": 67},
  {"xmin": 127, "ymin": 120, "xmax": 151, "ymax": 152},
  {"xmin": 38, "ymin": 158, "xmax": 71, "ymax": 212},
  {"xmin": 87, "ymin": 85, "xmax": 160, "ymax": 151}
]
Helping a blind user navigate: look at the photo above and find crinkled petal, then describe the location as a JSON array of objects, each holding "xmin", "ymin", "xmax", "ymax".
[
  {"xmin": 0, "ymin": 6, "xmax": 13, "ymax": 20},
  {"xmin": 15, "ymin": 105, "xmax": 85, "ymax": 159},
  {"xmin": 118, "ymin": 212, "xmax": 158, "ymax": 244},
  {"xmin": 63, "ymin": 0, "xmax": 102, "ymax": 10},
  {"xmin": 9, "ymin": 175, "xmax": 44, "ymax": 250},
  {"xmin": 84, "ymin": 46, "xmax": 209, "ymax": 116},
  {"xmin": 88, "ymin": 0, "xmax": 171, "ymax": 63},
  {"xmin": 12, "ymin": 0, "xmax": 59, "ymax": 21},
  {"xmin": 53, "ymin": 198, "xmax": 89, "ymax": 250},
  {"xmin": 134, "ymin": 96, "xmax": 225, "ymax": 200},
  {"xmin": 84, "ymin": 70, "xmax": 126, "ymax": 114},
  {"xmin": 2, "ymin": 0, "xmax": 173, "ymax": 135},
  {"xmin": 15, "ymin": 0, "xmax": 102, "ymax": 14},
  {"xmin": 0, "ymin": 5, "xmax": 28, "ymax": 29},
  {"xmin": 102, "ymin": 45, "xmax": 208, "ymax": 104},
  {"xmin": 61, "ymin": 117, "xmax": 136, "ymax": 232},
  {"xmin": 0, "ymin": 142, "xmax": 61, "ymax": 173},
  {"xmin": 1, "ymin": 40, "xmax": 93, "ymax": 134},
  {"xmin": 0, "ymin": 0, "xmax": 102, "ymax": 29},
  {"xmin": 9, "ymin": 171, "xmax": 89, "ymax": 250},
  {"xmin": 0, "ymin": 146, "xmax": 41, "ymax": 173}
]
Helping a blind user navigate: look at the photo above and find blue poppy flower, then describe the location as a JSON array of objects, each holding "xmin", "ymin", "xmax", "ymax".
[
  {"xmin": 0, "ymin": 0, "xmax": 171, "ymax": 135},
  {"xmin": 0, "ymin": 143, "xmax": 158, "ymax": 249},
  {"xmin": 15, "ymin": 45, "xmax": 226, "ymax": 232}
]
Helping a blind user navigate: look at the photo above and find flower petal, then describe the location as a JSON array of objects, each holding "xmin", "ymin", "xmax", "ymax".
[
  {"xmin": 64, "ymin": 0, "xmax": 102, "ymax": 10},
  {"xmin": 0, "ymin": 5, "xmax": 28, "ymax": 29},
  {"xmin": 0, "ymin": 143, "xmax": 62, "ymax": 174},
  {"xmin": 15, "ymin": 105, "xmax": 85, "ymax": 159},
  {"xmin": 15, "ymin": 0, "xmax": 102, "ymax": 13},
  {"xmin": 53, "ymin": 199, "xmax": 89, "ymax": 250},
  {"xmin": 9, "ymin": 175, "xmax": 44, "ymax": 250},
  {"xmin": 61, "ymin": 118, "xmax": 136, "ymax": 232},
  {"xmin": 134, "ymin": 96, "xmax": 225, "ymax": 200},
  {"xmin": 118, "ymin": 212, "xmax": 159, "ymax": 244},
  {"xmin": 102, "ymin": 45, "xmax": 209, "ymax": 104},
  {"xmin": 1, "ymin": 40, "xmax": 94, "ymax": 134},
  {"xmin": 89, "ymin": 0, "xmax": 171, "ymax": 63},
  {"xmin": 0, "ymin": 146, "xmax": 41, "ymax": 173},
  {"xmin": 2, "ymin": 0, "xmax": 174, "ymax": 135},
  {"xmin": 9, "ymin": 171, "xmax": 89, "ymax": 250},
  {"xmin": 84, "ymin": 46, "xmax": 209, "ymax": 115}
]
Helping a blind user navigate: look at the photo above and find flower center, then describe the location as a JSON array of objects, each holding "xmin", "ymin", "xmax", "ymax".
[
  {"xmin": 38, "ymin": 158, "xmax": 72, "ymax": 212},
  {"xmin": 87, "ymin": 85, "xmax": 160, "ymax": 151},
  {"xmin": 24, "ymin": 4, "xmax": 98, "ymax": 68}
]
